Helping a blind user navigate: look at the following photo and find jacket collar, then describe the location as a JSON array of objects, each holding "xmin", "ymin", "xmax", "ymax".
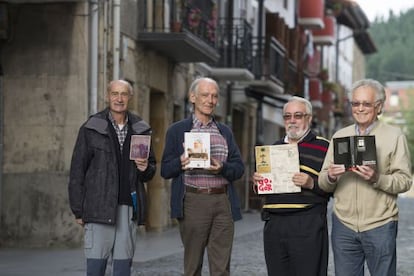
[{"xmin": 85, "ymin": 108, "xmax": 151, "ymax": 135}]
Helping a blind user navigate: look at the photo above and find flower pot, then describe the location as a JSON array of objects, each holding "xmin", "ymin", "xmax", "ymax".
[{"xmin": 171, "ymin": 21, "xmax": 182, "ymax": 32}]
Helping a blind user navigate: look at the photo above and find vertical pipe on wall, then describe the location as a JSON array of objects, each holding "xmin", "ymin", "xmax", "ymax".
[
  {"xmin": 113, "ymin": 0, "xmax": 120, "ymax": 79},
  {"xmin": 89, "ymin": 0, "xmax": 99, "ymax": 115},
  {"xmin": 256, "ymin": 0, "xmax": 264, "ymax": 78},
  {"xmin": 102, "ymin": 0, "xmax": 108, "ymax": 101},
  {"xmin": 0, "ymin": 77, "xmax": 3, "ymax": 219}
]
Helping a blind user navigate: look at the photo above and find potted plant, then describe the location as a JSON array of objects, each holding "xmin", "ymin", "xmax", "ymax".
[{"xmin": 188, "ymin": 7, "xmax": 202, "ymax": 31}]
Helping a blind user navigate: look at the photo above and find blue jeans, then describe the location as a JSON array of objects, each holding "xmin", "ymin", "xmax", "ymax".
[{"xmin": 331, "ymin": 213, "xmax": 397, "ymax": 276}]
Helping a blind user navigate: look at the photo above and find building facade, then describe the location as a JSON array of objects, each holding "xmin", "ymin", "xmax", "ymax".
[{"xmin": 0, "ymin": 0, "xmax": 375, "ymax": 247}]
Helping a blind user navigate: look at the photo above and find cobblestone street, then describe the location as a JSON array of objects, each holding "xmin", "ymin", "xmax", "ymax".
[
  {"xmin": 133, "ymin": 197, "xmax": 414, "ymax": 276},
  {"xmin": 1, "ymin": 198, "xmax": 413, "ymax": 276}
]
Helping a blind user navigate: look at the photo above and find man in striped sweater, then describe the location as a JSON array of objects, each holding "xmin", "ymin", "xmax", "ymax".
[{"xmin": 253, "ymin": 96, "xmax": 331, "ymax": 276}]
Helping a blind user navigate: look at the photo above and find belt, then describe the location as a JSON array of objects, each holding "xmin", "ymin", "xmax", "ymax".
[
  {"xmin": 185, "ymin": 185, "xmax": 227, "ymax": 195},
  {"xmin": 262, "ymin": 203, "xmax": 311, "ymax": 209}
]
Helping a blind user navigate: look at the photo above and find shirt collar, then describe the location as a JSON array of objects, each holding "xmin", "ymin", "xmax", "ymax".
[
  {"xmin": 108, "ymin": 111, "xmax": 129, "ymax": 126},
  {"xmin": 355, "ymin": 120, "xmax": 377, "ymax": 135},
  {"xmin": 192, "ymin": 114, "xmax": 213, "ymax": 129}
]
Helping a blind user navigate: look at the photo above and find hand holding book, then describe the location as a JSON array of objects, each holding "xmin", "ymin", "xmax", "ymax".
[
  {"xmin": 351, "ymin": 164, "xmax": 379, "ymax": 184},
  {"xmin": 333, "ymin": 135, "xmax": 377, "ymax": 170},
  {"xmin": 327, "ymin": 164, "xmax": 346, "ymax": 182}
]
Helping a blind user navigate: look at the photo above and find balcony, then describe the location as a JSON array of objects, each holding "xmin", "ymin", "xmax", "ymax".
[
  {"xmin": 244, "ymin": 36, "xmax": 286, "ymax": 100},
  {"xmin": 137, "ymin": 0, "xmax": 219, "ymax": 63},
  {"xmin": 199, "ymin": 18, "xmax": 255, "ymax": 81}
]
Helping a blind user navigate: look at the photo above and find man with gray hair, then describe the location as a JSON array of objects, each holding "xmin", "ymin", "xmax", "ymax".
[
  {"xmin": 161, "ymin": 77, "xmax": 244, "ymax": 275},
  {"xmin": 69, "ymin": 80, "xmax": 156, "ymax": 276},
  {"xmin": 319, "ymin": 79, "xmax": 412, "ymax": 276},
  {"xmin": 253, "ymin": 96, "xmax": 331, "ymax": 276}
]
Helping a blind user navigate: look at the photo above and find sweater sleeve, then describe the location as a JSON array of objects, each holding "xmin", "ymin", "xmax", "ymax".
[
  {"xmin": 161, "ymin": 125, "xmax": 185, "ymax": 179},
  {"xmin": 372, "ymin": 133, "xmax": 412, "ymax": 194},
  {"xmin": 219, "ymin": 124, "xmax": 245, "ymax": 182}
]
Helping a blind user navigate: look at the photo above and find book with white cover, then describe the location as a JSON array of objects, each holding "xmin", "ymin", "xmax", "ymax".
[
  {"xmin": 255, "ymin": 144, "xmax": 301, "ymax": 194},
  {"xmin": 184, "ymin": 132, "xmax": 210, "ymax": 168}
]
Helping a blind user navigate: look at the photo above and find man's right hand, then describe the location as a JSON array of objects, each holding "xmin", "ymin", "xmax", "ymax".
[
  {"xmin": 328, "ymin": 164, "xmax": 346, "ymax": 182},
  {"xmin": 75, "ymin": 218, "xmax": 84, "ymax": 226}
]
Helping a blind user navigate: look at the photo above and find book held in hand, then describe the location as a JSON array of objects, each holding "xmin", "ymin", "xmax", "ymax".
[
  {"xmin": 130, "ymin": 135, "xmax": 151, "ymax": 160},
  {"xmin": 184, "ymin": 132, "xmax": 210, "ymax": 168},
  {"xmin": 333, "ymin": 135, "xmax": 377, "ymax": 170},
  {"xmin": 255, "ymin": 144, "xmax": 301, "ymax": 194}
]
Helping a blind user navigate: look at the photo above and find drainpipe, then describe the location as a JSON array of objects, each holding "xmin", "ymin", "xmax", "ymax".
[
  {"xmin": 0, "ymin": 75, "xmax": 3, "ymax": 219},
  {"xmin": 102, "ymin": 0, "xmax": 108, "ymax": 99},
  {"xmin": 256, "ymin": 0, "xmax": 264, "ymax": 78},
  {"xmin": 89, "ymin": 0, "xmax": 99, "ymax": 115},
  {"xmin": 113, "ymin": 0, "xmax": 121, "ymax": 79}
]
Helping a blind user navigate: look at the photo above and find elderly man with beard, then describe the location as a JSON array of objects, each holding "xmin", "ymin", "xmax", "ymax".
[{"xmin": 253, "ymin": 96, "xmax": 331, "ymax": 276}]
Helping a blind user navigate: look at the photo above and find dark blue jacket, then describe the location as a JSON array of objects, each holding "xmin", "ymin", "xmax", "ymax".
[
  {"xmin": 161, "ymin": 117, "xmax": 244, "ymax": 221},
  {"xmin": 68, "ymin": 108, "xmax": 156, "ymax": 225}
]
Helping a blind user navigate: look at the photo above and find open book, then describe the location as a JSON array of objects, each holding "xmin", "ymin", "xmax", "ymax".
[
  {"xmin": 333, "ymin": 135, "xmax": 377, "ymax": 170},
  {"xmin": 255, "ymin": 144, "xmax": 301, "ymax": 194}
]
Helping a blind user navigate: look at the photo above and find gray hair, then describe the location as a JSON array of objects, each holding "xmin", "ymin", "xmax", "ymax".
[
  {"xmin": 350, "ymin": 79, "xmax": 386, "ymax": 115},
  {"xmin": 350, "ymin": 79, "xmax": 386, "ymax": 103},
  {"xmin": 189, "ymin": 77, "xmax": 219, "ymax": 95},
  {"xmin": 283, "ymin": 96, "xmax": 313, "ymax": 114},
  {"xmin": 107, "ymin": 79, "xmax": 133, "ymax": 96}
]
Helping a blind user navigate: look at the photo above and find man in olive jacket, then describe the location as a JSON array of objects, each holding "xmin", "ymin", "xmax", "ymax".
[{"xmin": 68, "ymin": 80, "xmax": 156, "ymax": 276}]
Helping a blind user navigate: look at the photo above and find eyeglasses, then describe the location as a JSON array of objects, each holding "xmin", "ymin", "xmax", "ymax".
[
  {"xmin": 283, "ymin": 112, "xmax": 309, "ymax": 121},
  {"xmin": 350, "ymin": 100, "xmax": 381, "ymax": 108}
]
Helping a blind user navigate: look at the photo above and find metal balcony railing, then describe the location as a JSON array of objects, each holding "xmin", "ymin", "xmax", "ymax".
[
  {"xmin": 251, "ymin": 36, "xmax": 286, "ymax": 85},
  {"xmin": 214, "ymin": 18, "xmax": 253, "ymax": 70},
  {"xmin": 139, "ymin": 0, "xmax": 286, "ymax": 86}
]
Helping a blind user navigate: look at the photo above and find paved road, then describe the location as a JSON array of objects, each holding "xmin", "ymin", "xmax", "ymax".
[
  {"xmin": 133, "ymin": 197, "xmax": 414, "ymax": 276},
  {"xmin": 1, "ymin": 197, "xmax": 414, "ymax": 275}
]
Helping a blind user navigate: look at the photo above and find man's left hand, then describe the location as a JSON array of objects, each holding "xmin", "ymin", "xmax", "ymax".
[
  {"xmin": 208, "ymin": 158, "xmax": 223, "ymax": 174},
  {"xmin": 354, "ymin": 165, "xmax": 378, "ymax": 183},
  {"xmin": 292, "ymin": 172, "xmax": 314, "ymax": 189}
]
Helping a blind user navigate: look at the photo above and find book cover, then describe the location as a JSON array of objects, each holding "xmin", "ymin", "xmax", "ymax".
[
  {"xmin": 130, "ymin": 135, "xmax": 151, "ymax": 160},
  {"xmin": 184, "ymin": 132, "xmax": 210, "ymax": 168},
  {"xmin": 255, "ymin": 144, "xmax": 301, "ymax": 194},
  {"xmin": 333, "ymin": 135, "xmax": 377, "ymax": 170}
]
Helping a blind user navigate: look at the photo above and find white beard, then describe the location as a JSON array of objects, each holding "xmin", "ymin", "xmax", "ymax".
[{"xmin": 287, "ymin": 125, "xmax": 306, "ymax": 140}]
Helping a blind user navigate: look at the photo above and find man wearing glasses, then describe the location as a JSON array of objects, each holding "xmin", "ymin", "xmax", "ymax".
[
  {"xmin": 319, "ymin": 79, "xmax": 412, "ymax": 276},
  {"xmin": 252, "ymin": 96, "xmax": 331, "ymax": 276}
]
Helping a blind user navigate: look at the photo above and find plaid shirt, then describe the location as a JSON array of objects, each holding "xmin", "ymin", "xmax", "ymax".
[
  {"xmin": 108, "ymin": 112, "xmax": 128, "ymax": 151},
  {"xmin": 184, "ymin": 116, "xmax": 229, "ymax": 188}
]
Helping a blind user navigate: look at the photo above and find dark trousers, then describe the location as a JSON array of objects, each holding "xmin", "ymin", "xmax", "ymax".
[
  {"xmin": 179, "ymin": 192, "xmax": 234, "ymax": 276},
  {"xmin": 263, "ymin": 205, "xmax": 328, "ymax": 276}
]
